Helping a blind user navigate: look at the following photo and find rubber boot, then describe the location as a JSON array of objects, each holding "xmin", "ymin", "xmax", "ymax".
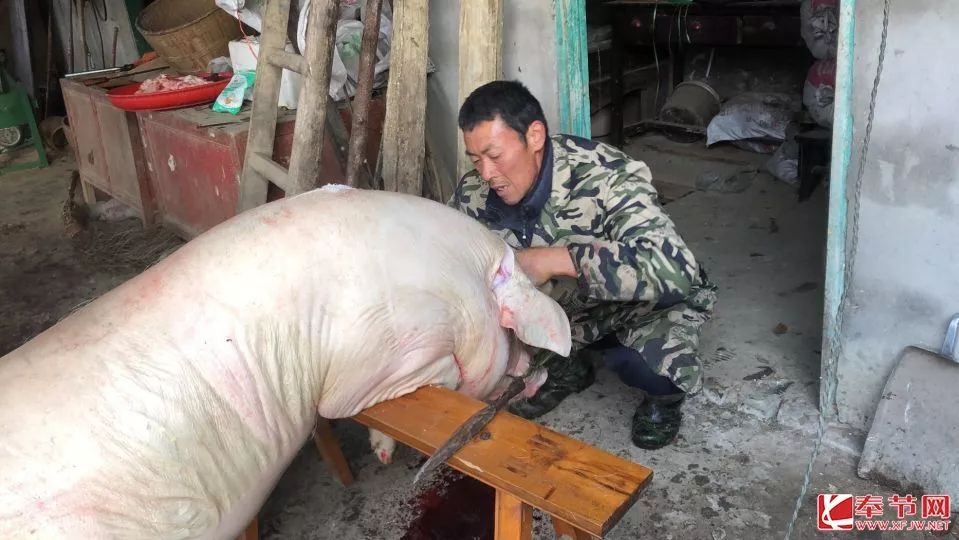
[
  {"xmin": 631, "ymin": 393, "xmax": 685, "ymax": 450},
  {"xmin": 508, "ymin": 355, "xmax": 596, "ymax": 420}
]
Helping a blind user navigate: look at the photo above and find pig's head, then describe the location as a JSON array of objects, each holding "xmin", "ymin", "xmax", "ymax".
[
  {"xmin": 454, "ymin": 244, "xmax": 571, "ymax": 402},
  {"xmin": 303, "ymin": 189, "xmax": 570, "ymax": 422}
]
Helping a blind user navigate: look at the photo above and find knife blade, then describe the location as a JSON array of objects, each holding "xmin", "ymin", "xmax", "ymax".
[{"xmin": 412, "ymin": 374, "xmax": 527, "ymax": 486}]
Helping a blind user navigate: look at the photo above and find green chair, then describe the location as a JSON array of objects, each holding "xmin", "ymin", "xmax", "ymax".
[{"xmin": 0, "ymin": 56, "xmax": 48, "ymax": 175}]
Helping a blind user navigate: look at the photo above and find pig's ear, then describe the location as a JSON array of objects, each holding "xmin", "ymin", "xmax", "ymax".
[{"xmin": 492, "ymin": 248, "xmax": 572, "ymax": 357}]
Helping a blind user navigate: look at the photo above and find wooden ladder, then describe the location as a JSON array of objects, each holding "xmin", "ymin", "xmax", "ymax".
[{"xmin": 236, "ymin": 0, "xmax": 386, "ymax": 212}]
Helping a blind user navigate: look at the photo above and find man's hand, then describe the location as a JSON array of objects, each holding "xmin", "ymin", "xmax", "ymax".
[{"xmin": 515, "ymin": 247, "xmax": 578, "ymax": 286}]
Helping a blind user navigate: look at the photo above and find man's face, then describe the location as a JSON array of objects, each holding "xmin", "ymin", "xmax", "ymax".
[{"xmin": 463, "ymin": 116, "xmax": 546, "ymax": 205}]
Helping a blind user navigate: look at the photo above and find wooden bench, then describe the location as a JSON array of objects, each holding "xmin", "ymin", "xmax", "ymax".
[{"xmin": 240, "ymin": 386, "xmax": 653, "ymax": 539}]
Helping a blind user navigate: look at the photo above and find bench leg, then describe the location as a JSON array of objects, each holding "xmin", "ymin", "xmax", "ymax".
[
  {"xmin": 80, "ymin": 179, "xmax": 97, "ymax": 206},
  {"xmin": 553, "ymin": 517, "xmax": 596, "ymax": 539},
  {"xmin": 313, "ymin": 418, "xmax": 355, "ymax": 486},
  {"xmin": 236, "ymin": 517, "xmax": 258, "ymax": 540},
  {"xmin": 494, "ymin": 490, "xmax": 533, "ymax": 540}
]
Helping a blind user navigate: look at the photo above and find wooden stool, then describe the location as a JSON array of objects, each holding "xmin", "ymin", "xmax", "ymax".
[
  {"xmin": 353, "ymin": 386, "xmax": 652, "ymax": 539},
  {"xmin": 241, "ymin": 388, "xmax": 652, "ymax": 539}
]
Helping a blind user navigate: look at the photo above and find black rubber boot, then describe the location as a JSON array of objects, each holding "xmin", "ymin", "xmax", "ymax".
[
  {"xmin": 508, "ymin": 356, "xmax": 596, "ymax": 420},
  {"xmin": 631, "ymin": 393, "xmax": 685, "ymax": 450}
]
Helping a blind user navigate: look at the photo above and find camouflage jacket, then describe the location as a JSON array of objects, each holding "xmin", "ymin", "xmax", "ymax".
[{"xmin": 448, "ymin": 135, "xmax": 716, "ymax": 393}]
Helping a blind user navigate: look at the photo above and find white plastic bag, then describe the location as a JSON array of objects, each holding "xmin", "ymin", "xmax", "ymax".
[
  {"xmin": 706, "ymin": 92, "xmax": 801, "ymax": 153},
  {"xmin": 801, "ymin": 0, "xmax": 838, "ymax": 59},
  {"xmin": 803, "ymin": 59, "xmax": 836, "ymax": 128},
  {"xmin": 215, "ymin": 0, "xmax": 266, "ymax": 33}
]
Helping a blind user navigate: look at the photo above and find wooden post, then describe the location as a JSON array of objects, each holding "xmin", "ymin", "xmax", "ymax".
[
  {"xmin": 553, "ymin": 517, "xmax": 596, "ymax": 540},
  {"xmin": 494, "ymin": 491, "xmax": 533, "ymax": 540},
  {"xmin": 286, "ymin": 0, "xmax": 340, "ymax": 194},
  {"xmin": 313, "ymin": 419, "xmax": 355, "ymax": 486},
  {"xmin": 456, "ymin": 0, "xmax": 503, "ymax": 181},
  {"xmin": 236, "ymin": 517, "xmax": 258, "ymax": 540},
  {"xmin": 344, "ymin": 0, "xmax": 383, "ymax": 188},
  {"xmin": 237, "ymin": 0, "xmax": 294, "ymax": 212},
  {"xmin": 379, "ymin": 0, "xmax": 429, "ymax": 195}
]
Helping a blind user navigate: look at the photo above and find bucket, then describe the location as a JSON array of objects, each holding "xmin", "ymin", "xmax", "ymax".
[
  {"xmin": 659, "ymin": 80, "xmax": 722, "ymax": 128},
  {"xmin": 136, "ymin": 0, "xmax": 243, "ymax": 73}
]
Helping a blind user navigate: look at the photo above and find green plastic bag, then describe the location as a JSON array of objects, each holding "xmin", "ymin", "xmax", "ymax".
[{"xmin": 212, "ymin": 70, "xmax": 256, "ymax": 115}]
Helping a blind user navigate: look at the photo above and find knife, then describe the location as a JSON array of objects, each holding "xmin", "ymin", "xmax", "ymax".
[{"xmin": 412, "ymin": 374, "xmax": 527, "ymax": 486}]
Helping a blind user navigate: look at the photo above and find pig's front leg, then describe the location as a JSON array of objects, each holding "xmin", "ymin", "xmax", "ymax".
[
  {"xmin": 370, "ymin": 429, "xmax": 397, "ymax": 465},
  {"xmin": 366, "ymin": 354, "xmax": 460, "ymax": 465}
]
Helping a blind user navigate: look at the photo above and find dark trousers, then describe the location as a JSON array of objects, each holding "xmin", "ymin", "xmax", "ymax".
[{"xmin": 588, "ymin": 335, "xmax": 683, "ymax": 397}]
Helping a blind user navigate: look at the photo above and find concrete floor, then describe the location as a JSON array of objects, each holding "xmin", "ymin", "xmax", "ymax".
[
  {"xmin": 2, "ymin": 147, "xmax": 955, "ymax": 539},
  {"xmin": 259, "ymin": 138, "xmax": 956, "ymax": 539}
]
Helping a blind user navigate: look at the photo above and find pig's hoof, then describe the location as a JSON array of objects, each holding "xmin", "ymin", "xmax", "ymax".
[{"xmin": 369, "ymin": 428, "xmax": 396, "ymax": 465}]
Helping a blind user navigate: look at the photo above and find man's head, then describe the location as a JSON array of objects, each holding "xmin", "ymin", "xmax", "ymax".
[{"xmin": 458, "ymin": 81, "xmax": 549, "ymax": 205}]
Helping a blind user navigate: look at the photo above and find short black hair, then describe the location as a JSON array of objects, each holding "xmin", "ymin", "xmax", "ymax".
[{"xmin": 458, "ymin": 80, "xmax": 548, "ymax": 143}]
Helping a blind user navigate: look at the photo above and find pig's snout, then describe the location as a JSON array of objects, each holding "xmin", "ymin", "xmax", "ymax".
[{"xmin": 519, "ymin": 368, "xmax": 547, "ymax": 400}]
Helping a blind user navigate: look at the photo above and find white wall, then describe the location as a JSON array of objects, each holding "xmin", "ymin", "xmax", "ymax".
[
  {"xmin": 835, "ymin": 0, "xmax": 959, "ymax": 429},
  {"xmin": 425, "ymin": 0, "xmax": 560, "ymax": 190}
]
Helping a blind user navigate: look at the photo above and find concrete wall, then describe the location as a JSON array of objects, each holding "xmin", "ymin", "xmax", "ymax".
[
  {"xmin": 835, "ymin": 0, "xmax": 959, "ymax": 428},
  {"xmin": 425, "ymin": 0, "xmax": 560, "ymax": 190}
]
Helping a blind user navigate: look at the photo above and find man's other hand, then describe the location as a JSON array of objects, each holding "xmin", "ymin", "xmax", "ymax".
[{"xmin": 515, "ymin": 247, "xmax": 578, "ymax": 286}]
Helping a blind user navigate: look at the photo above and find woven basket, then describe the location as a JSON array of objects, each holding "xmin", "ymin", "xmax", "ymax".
[{"xmin": 136, "ymin": 0, "xmax": 243, "ymax": 73}]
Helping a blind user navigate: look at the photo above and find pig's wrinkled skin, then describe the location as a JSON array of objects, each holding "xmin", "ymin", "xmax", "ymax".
[{"xmin": 0, "ymin": 186, "xmax": 571, "ymax": 539}]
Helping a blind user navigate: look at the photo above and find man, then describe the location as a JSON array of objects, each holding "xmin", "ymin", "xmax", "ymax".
[{"xmin": 447, "ymin": 80, "xmax": 717, "ymax": 449}]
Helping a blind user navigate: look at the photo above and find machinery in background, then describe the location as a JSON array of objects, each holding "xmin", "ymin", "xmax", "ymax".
[{"xmin": 0, "ymin": 50, "xmax": 48, "ymax": 175}]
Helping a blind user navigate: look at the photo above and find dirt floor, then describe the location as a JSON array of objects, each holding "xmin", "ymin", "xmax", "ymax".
[
  {"xmin": 0, "ymin": 154, "xmax": 182, "ymax": 356},
  {"xmin": 2, "ymin": 148, "xmax": 956, "ymax": 539}
]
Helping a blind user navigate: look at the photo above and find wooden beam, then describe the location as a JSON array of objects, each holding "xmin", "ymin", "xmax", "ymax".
[
  {"xmin": 286, "ymin": 0, "xmax": 340, "ymax": 194},
  {"xmin": 456, "ymin": 0, "xmax": 503, "ymax": 181},
  {"xmin": 268, "ymin": 49, "xmax": 306, "ymax": 74},
  {"xmin": 553, "ymin": 518, "xmax": 597, "ymax": 540},
  {"xmin": 344, "ymin": 0, "xmax": 383, "ymax": 188},
  {"xmin": 495, "ymin": 491, "xmax": 533, "ymax": 540},
  {"xmin": 353, "ymin": 386, "xmax": 653, "ymax": 537},
  {"xmin": 236, "ymin": 518, "xmax": 258, "ymax": 540},
  {"xmin": 379, "ymin": 0, "xmax": 429, "ymax": 195},
  {"xmin": 237, "ymin": 0, "xmax": 294, "ymax": 212},
  {"xmin": 312, "ymin": 419, "xmax": 355, "ymax": 487}
]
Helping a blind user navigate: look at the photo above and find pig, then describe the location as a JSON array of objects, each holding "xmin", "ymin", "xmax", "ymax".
[{"xmin": 0, "ymin": 185, "xmax": 571, "ymax": 539}]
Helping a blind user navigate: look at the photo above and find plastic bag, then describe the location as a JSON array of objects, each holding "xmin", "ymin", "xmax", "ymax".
[
  {"xmin": 706, "ymin": 92, "xmax": 801, "ymax": 153},
  {"xmin": 801, "ymin": 0, "xmax": 838, "ymax": 59},
  {"xmin": 803, "ymin": 59, "xmax": 836, "ymax": 128},
  {"xmin": 766, "ymin": 138, "xmax": 800, "ymax": 185},
  {"xmin": 207, "ymin": 56, "xmax": 233, "ymax": 74},
  {"xmin": 213, "ymin": 70, "xmax": 256, "ymax": 114}
]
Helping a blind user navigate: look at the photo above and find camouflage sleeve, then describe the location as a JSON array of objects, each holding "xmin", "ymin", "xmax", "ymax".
[
  {"xmin": 566, "ymin": 162, "xmax": 700, "ymax": 305},
  {"xmin": 447, "ymin": 172, "xmax": 486, "ymax": 221}
]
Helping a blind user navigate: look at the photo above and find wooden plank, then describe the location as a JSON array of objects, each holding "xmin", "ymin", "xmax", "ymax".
[
  {"xmin": 353, "ymin": 386, "xmax": 653, "ymax": 537},
  {"xmin": 268, "ymin": 49, "xmax": 306, "ymax": 74},
  {"xmin": 10, "ymin": 0, "xmax": 34, "ymax": 96},
  {"xmin": 286, "ymin": 0, "xmax": 339, "ymax": 194},
  {"xmin": 344, "ymin": 0, "xmax": 382, "ymax": 188},
  {"xmin": 379, "ymin": 0, "xmax": 429, "ymax": 195},
  {"xmin": 247, "ymin": 152, "xmax": 295, "ymax": 193},
  {"xmin": 495, "ymin": 491, "xmax": 532, "ymax": 540},
  {"xmin": 553, "ymin": 518, "xmax": 596, "ymax": 540},
  {"xmin": 456, "ymin": 0, "xmax": 503, "ymax": 181},
  {"xmin": 236, "ymin": 518, "xmax": 258, "ymax": 540},
  {"xmin": 237, "ymin": 0, "xmax": 294, "ymax": 212},
  {"xmin": 312, "ymin": 419, "xmax": 355, "ymax": 487}
]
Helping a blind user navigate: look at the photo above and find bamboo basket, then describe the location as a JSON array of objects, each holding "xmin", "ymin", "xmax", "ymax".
[{"xmin": 136, "ymin": 0, "xmax": 244, "ymax": 73}]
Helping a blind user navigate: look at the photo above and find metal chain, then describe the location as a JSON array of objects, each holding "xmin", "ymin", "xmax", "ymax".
[{"xmin": 783, "ymin": 1, "xmax": 891, "ymax": 538}]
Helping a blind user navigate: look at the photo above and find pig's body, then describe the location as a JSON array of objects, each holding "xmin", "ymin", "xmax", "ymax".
[{"xmin": 0, "ymin": 187, "xmax": 569, "ymax": 539}]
